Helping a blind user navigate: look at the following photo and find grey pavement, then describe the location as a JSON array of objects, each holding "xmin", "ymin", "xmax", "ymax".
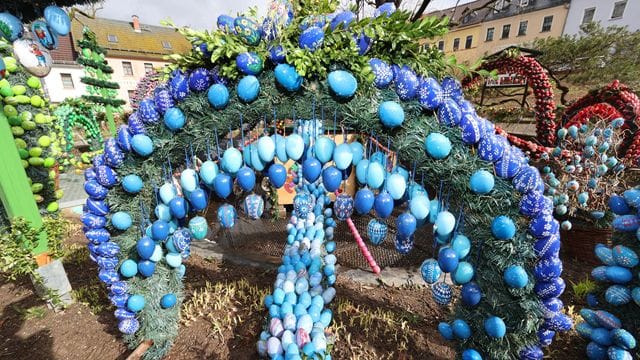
[{"xmin": 59, "ymin": 172, "xmax": 86, "ymax": 209}]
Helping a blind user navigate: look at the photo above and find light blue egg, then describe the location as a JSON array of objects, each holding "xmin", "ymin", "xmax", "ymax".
[
  {"xmin": 0, "ymin": 12, "xmax": 23, "ymax": 41},
  {"xmin": 122, "ymin": 174, "xmax": 143, "ymax": 193},
  {"xmin": 469, "ymin": 170, "xmax": 494, "ymax": 194},
  {"xmin": 484, "ymin": 316, "xmax": 506, "ymax": 338},
  {"xmin": 366, "ymin": 161, "xmax": 385, "ymax": 189},
  {"xmin": 387, "ymin": 173, "xmax": 407, "ymax": 200},
  {"xmin": 378, "ymin": 101, "xmax": 405, "ymax": 128},
  {"xmin": 504, "ymin": 265, "xmax": 528, "ymax": 288},
  {"xmin": 199, "ymin": 160, "xmax": 219, "ymax": 186},
  {"xmin": 349, "ymin": 142, "xmax": 364, "ymax": 166},
  {"xmin": 207, "ymin": 84, "xmax": 229, "ymax": 109},
  {"xmin": 454, "ymin": 262, "xmax": 475, "ymax": 285},
  {"xmin": 237, "ymin": 75, "xmax": 260, "ymax": 102},
  {"xmin": 424, "ymin": 133, "xmax": 451, "ymax": 159},
  {"xmin": 314, "ymin": 136, "xmax": 335, "ymax": 164},
  {"xmin": 257, "ymin": 135, "xmax": 276, "ymax": 163},
  {"xmin": 222, "ymin": 147, "xmax": 243, "ymax": 174},
  {"xmin": 131, "ymin": 134, "xmax": 154, "ymax": 157},
  {"xmin": 111, "ymin": 211, "xmax": 132, "ymax": 231},
  {"xmin": 44, "ymin": 6, "xmax": 71, "ymax": 36},
  {"xmin": 328, "ymin": 70, "xmax": 358, "ymax": 98},
  {"xmin": 451, "ymin": 234, "xmax": 471, "ymax": 259},
  {"xmin": 274, "ymin": 63, "xmax": 303, "ymax": 91},
  {"xmin": 409, "ymin": 195, "xmax": 430, "ymax": 220},
  {"xmin": 333, "ymin": 143, "xmax": 353, "ymax": 170},
  {"xmin": 355, "ymin": 159, "xmax": 369, "ymax": 184},
  {"xmin": 285, "ymin": 134, "xmax": 305, "ymax": 161}
]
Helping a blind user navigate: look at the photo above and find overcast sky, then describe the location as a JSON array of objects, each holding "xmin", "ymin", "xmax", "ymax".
[{"xmin": 91, "ymin": 0, "xmax": 473, "ymax": 30}]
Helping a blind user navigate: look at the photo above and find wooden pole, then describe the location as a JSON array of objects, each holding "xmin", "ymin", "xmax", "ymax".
[{"xmin": 126, "ymin": 340, "xmax": 153, "ymax": 360}]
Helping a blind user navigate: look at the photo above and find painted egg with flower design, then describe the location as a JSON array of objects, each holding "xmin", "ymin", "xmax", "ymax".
[
  {"xmin": 299, "ymin": 26, "xmax": 324, "ymax": 51},
  {"xmin": 441, "ymin": 76, "xmax": 463, "ymax": 101},
  {"xmin": 478, "ymin": 134, "xmax": 505, "ymax": 162},
  {"xmin": 244, "ymin": 194, "xmax": 264, "ymax": 220},
  {"xmin": 169, "ymin": 70, "xmax": 189, "ymax": 101},
  {"xmin": 460, "ymin": 114, "xmax": 481, "ymax": 144},
  {"xmin": 268, "ymin": 45, "xmax": 286, "ymax": 64},
  {"xmin": 153, "ymin": 86, "xmax": 174, "ymax": 114},
  {"xmin": 128, "ymin": 112, "xmax": 146, "ymax": 135},
  {"xmin": 612, "ymin": 245, "xmax": 639, "ymax": 268},
  {"xmin": 138, "ymin": 98, "xmax": 160, "ymax": 124},
  {"xmin": 367, "ymin": 219, "xmax": 388, "ymax": 245},
  {"xmin": 494, "ymin": 147, "xmax": 523, "ymax": 179},
  {"xmin": 103, "ymin": 138, "xmax": 125, "ymax": 168},
  {"xmin": 234, "ymin": 17, "xmax": 262, "ymax": 45},
  {"xmin": 236, "ymin": 52, "xmax": 264, "ymax": 75},
  {"xmin": 369, "ymin": 58, "xmax": 393, "ymax": 88},
  {"xmin": 395, "ymin": 67, "xmax": 419, "ymax": 101},
  {"xmin": 217, "ymin": 204, "xmax": 237, "ymax": 229},
  {"xmin": 420, "ymin": 258, "xmax": 441, "ymax": 284},
  {"xmin": 418, "ymin": 77, "xmax": 443, "ymax": 110},
  {"xmin": 94, "ymin": 165, "xmax": 118, "ymax": 188},
  {"xmin": 333, "ymin": 194, "xmax": 354, "ymax": 221},
  {"xmin": 188, "ymin": 68, "xmax": 211, "ymax": 92},
  {"xmin": 529, "ymin": 212, "xmax": 559, "ymax": 238},
  {"xmin": 513, "ymin": 165, "xmax": 542, "ymax": 194},
  {"xmin": 116, "ymin": 125, "xmax": 133, "ymax": 152}
]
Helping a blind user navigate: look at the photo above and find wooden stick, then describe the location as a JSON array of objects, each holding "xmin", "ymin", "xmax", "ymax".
[{"xmin": 126, "ymin": 339, "xmax": 153, "ymax": 360}]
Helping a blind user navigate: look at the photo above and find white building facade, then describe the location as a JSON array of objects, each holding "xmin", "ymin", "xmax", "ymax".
[{"xmin": 563, "ymin": 0, "xmax": 639, "ymax": 35}]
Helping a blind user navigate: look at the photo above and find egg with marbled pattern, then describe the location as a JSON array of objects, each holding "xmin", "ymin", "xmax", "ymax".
[{"xmin": 236, "ymin": 52, "xmax": 264, "ymax": 75}]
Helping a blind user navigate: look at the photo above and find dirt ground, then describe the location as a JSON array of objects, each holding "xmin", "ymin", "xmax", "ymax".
[{"xmin": 0, "ymin": 216, "xmax": 586, "ymax": 360}]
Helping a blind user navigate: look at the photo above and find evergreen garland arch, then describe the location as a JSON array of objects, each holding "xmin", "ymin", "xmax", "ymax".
[{"xmin": 81, "ymin": 2, "xmax": 568, "ymax": 359}]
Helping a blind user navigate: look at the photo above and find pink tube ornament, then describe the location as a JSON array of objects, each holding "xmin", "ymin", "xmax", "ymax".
[{"xmin": 346, "ymin": 217, "xmax": 381, "ymax": 275}]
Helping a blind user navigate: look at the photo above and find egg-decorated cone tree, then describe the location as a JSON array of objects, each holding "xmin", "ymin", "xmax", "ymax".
[
  {"xmin": 76, "ymin": 26, "xmax": 125, "ymax": 135},
  {"xmin": 82, "ymin": 1, "xmax": 568, "ymax": 359}
]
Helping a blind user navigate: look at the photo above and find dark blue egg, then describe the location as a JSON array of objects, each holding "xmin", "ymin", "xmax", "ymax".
[
  {"xmin": 138, "ymin": 98, "xmax": 160, "ymax": 124},
  {"xmin": 217, "ymin": 14, "xmax": 235, "ymax": 33},
  {"xmin": 322, "ymin": 166, "xmax": 342, "ymax": 192},
  {"xmin": 460, "ymin": 114, "xmax": 481, "ymax": 144},
  {"xmin": 495, "ymin": 148, "xmax": 523, "ymax": 179},
  {"xmin": 116, "ymin": 125, "xmax": 133, "ymax": 152},
  {"xmin": 441, "ymin": 76, "xmax": 463, "ymax": 101},
  {"xmin": 84, "ymin": 180, "xmax": 109, "ymax": 199},
  {"xmin": 109, "ymin": 293, "xmax": 129, "ymax": 307},
  {"xmin": 136, "ymin": 236, "xmax": 155, "ymax": 259},
  {"xmin": 437, "ymin": 99, "xmax": 462, "ymax": 126},
  {"xmin": 86, "ymin": 199, "xmax": 109, "ymax": 217},
  {"xmin": 461, "ymin": 282, "xmax": 482, "ymax": 307},
  {"xmin": 236, "ymin": 52, "xmax": 264, "ymax": 75},
  {"xmin": 114, "ymin": 308, "xmax": 136, "ymax": 320},
  {"xmin": 591, "ymin": 266, "xmax": 608, "ymax": 281},
  {"xmin": 354, "ymin": 32, "xmax": 371, "ymax": 55},
  {"xmin": 214, "ymin": 173, "xmax": 233, "ymax": 199},
  {"xmin": 110, "ymin": 280, "xmax": 127, "ymax": 295},
  {"xmin": 458, "ymin": 100, "xmax": 476, "ymax": 116},
  {"xmin": 188, "ymin": 68, "xmax": 211, "ymax": 92},
  {"xmin": 303, "ymin": 157, "xmax": 322, "ymax": 182},
  {"xmin": 237, "ymin": 166, "xmax": 257, "ymax": 191},
  {"xmin": 234, "ymin": 16, "xmax": 261, "ymax": 45},
  {"xmin": 418, "ymin": 77, "xmax": 443, "ymax": 110},
  {"xmin": 484, "ymin": 316, "xmax": 506, "ymax": 338},
  {"xmin": 96, "ymin": 256, "xmax": 118, "ymax": 269},
  {"xmin": 585, "ymin": 342, "xmax": 607, "ymax": 359},
  {"xmin": 608, "ymin": 195, "xmax": 631, "ymax": 215},
  {"xmin": 300, "ymin": 14, "xmax": 327, "ymax": 30},
  {"xmin": 529, "ymin": 212, "xmax": 559, "ymax": 238},
  {"xmin": 534, "ymin": 256, "xmax": 563, "ymax": 282},
  {"xmin": 85, "ymin": 228, "xmax": 110, "ymax": 244},
  {"xmin": 103, "ymin": 138, "xmax": 125, "ymax": 168},
  {"xmin": 151, "ymin": 220, "xmax": 170, "ymax": 241},
  {"xmin": 169, "ymin": 196, "xmax": 188, "ymax": 219},
  {"xmin": 127, "ymin": 112, "xmax": 146, "ymax": 135},
  {"xmin": 520, "ymin": 191, "xmax": 552, "ymax": 218},
  {"xmin": 518, "ymin": 346, "xmax": 543, "ymax": 360},
  {"xmin": 374, "ymin": 191, "xmax": 393, "ymax": 218},
  {"xmin": 299, "ymin": 26, "xmax": 324, "ymax": 51},
  {"xmin": 268, "ymin": 45, "xmax": 286, "ymax": 64},
  {"xmin": 169, "ymin": 70, "xmax": 190, "ymax": 101},
  {"xmin": 118, "ymin": 318, "xmax": 139, "ymax": 335},
  {"xmin": 395, "ymin": 67, "xmax": 419, "ymax": 101},
  {"xmin": 84, "ymin": 167, "xmax": 97, "ymax": 181},
  {"xmin": 81, "ymin": 212, "xmax": 107, "ymax": 229},
  {"xmin": 374, "ymin": 2, "xmax": 396, "ymax": 17},
  {"xmin": 354, "ymin": 188, "xmax": 374, "ymax": 214},
  {"xmin": 544, "ymin": 313, "xmax": 573, "ymax": 332},
  {"xmin": 534, "ymin": 277, "xmax": 565, "ymax": 299},
  {"xmin": 94, "ymin": 165, "xmax": 118, "ymax": 188},
  {"xmin": 396, "ymin": 213, "xmax": 417, "ymax": 237},
  {"xmin": 98, "ymin": 268, "xmax": 120, "ymax": 284},
  {"xmin": 330, "ymin": 11, "xmax": 356, "ymax": 30},
  {"xmin": 266, "ymin": 164, "xmax": 286, "ymax": 189},
  {"xmin": 188, "ymin": 188, "xmax": 208, "ymax": 211},
  {"xmin": 612, "ymin": 214, "xmax": 640, "ymax": 232},
  {"xmin": 197, "ymin": 43, "xmax": 212, "ymax": 58},
  {"xmin": 595, "ymin": 309, "xmax": 621, "ymax": 329},
  {"xmin": 438, "ymin": 247, "xmax": 459, "ymax": 273},
  {"xmin": 438, "ymin": 322, "xmax": 454, "ymax": 340},
  {"xmin": 432, "ymin": 282, "xmax": 452, "ymax": 305},
  {"xmin": 172, "ymin": 228, "xmax": 191, "ymax": 252},
  {"xmin": 153, "ymin": 86, "xmax": 174, "ymax": 114},
  {"xmin": 97, "ymin": 242, "xmax": 119, "ymax": 257},
  {"xmin": 538, "ymin": 329, "xmax": 555, "ymax": 346},
  {"xmin": 369, "ymin": 58, "xmax": 393, "ymax": 88},
  {"xmin": 513, "ymin": 166, "xmax": 542, "ymax": 194},
  {"xmin": 93, "ymin": 154, "xmax": 105, "ymax": 167},
  {"xmin": 394, "ymin": 233, "xmax": 414, "ymax": 254},
  {"xmin": 138, "ymin": 260, "xmax": 156, "ymax": 277},
  {"xmin": 478, "ymin": 134, "xmax": 505, "ymax": 162}
]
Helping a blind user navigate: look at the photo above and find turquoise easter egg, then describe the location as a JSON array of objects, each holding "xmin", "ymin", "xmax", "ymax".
[
  {"xmin": 378, "ymin": 101, "xmax": 404, "ymax": 128},
  {"xmin": 612, "ymin": 245, "xmax": 639, "ymax": 268},
  {"xmin": 163, "ymin": 107, "xmax": 186, "ymax": 131},
  {"xmin": 454, "ymin": 262, "xmax": 474, "ymax": 284},
  {"xmin": 44, "ymin": 5, "xmax": 71, "ymax": 36},
  {"xmin": 451, "ymin": 234, "xmax": 471, "ymax": 259},
  {"xmin": 236, "ymin": 52, "xmax": 264, "ymax": 75},
  {"xmin": 111, "ymin": 211, "xmax": 132, "ymax": 231},
  {"xmin": 119, "ymin": 259, "xmax": 138, "ymax": 277},
  {"xmin": 222, "ymin": 147, "xmax": 243, "ymax": 174},
  {"xmin": 484, "ymin": 316, "xmax": 506, "ymax": 338},
  {"xmin": 387, "ymin": 173, "xmax": 407, "ymax": 200},
  {"xmin": 504, "ymin": 265, "xmax": 528, "ymax": 288},
  {"xmin": 188, "ymin": 216, "xmax": 208, "ymax": 240},
  {"xmin": 424, "ymin": 133, "xmax": 451, "ymax": 159},
  {"xmin": 272, "ymin": 134, "xmax": 288, "ymax": 162},
  {"xmin": 207, "ymin": 84, "xmax": 229, "ymax": 109},
  {"xmin": 469, "ymin": 170, "xmax": 494, "ymax": 194},
  {"xmin": 160, "ymin": 293, "xmax": 177, "ymax": 309},
  {"xmin": 237, "ymin": 75, "xmax": 260, "ymax": 102},
  {"xmin": 234, "ymin": 17, "xmax": 261, "ymax": 45},
  {"xmin": 122, "ymin": 175, "xmax": 143, "ymax": 194},
  {"xmin": 328, "ymin": 70, "xmax": 358, "ymax": 98},
  {"xmin": 218, "ymin": 204, "xmax": 237, "ymax": 229},
  {"xmin": 366, "ymin": 161, "xmax": 385, "ymax": 189},
  {"xmin": 333, "ymin": 143, "xmax": 353, "ymax": 170},
  {"xmin": 349, "ymin": 142, "xmax": 364, "ymax": 165},
  {"xmin": 492, "ymin": 215, "xmax": 516, "ymax": 240},
  {"xmin": 623, "ymin": 189, "xmax": 640, "ymax": 207},
  {"xmin": 0, "ymin": 12, "xmax": 23, "ymax": 41},
  {"xmin": 314, "ymin": 136, "xmax": 335, "ymax": 164},
  {"xmin": 127, "ymin": 294, "xmax": 145, "ymax": 312},
  {"xmin": 274, "ymin": 63, "xmax": 303, "ymax": 91},
  {"xmin": 355, "ymin": 159, "xmax": 369, "ymax": 184},
  {"xmin": 285, "ymin": 134, "xmax": 304, "ymax": 161},
  {"xmin": 131, "ymin": 134, "xmax": 154, "ymax": 157},
  {"xmin": 435, "ymin": 211, "xmax": 456, "ymax": 236},
  {"xmin": 199, "ymin": 160, "xmax": 219, "ymax": 186}
]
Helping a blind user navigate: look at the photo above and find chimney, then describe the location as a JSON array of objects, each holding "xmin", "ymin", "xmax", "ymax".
[{"xmin": 132, "ymin": 15, "xmax": 141, "ymax": 33}]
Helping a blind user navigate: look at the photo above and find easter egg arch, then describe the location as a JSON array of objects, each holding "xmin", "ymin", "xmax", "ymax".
[{"xmin": 82, "ymin": 4, "xmax": 568, "ymax": 360}]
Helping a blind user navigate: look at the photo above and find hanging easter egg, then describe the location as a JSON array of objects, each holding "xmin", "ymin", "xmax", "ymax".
[
  {"xmin": 243, "ymin": 194, "xmax": 264, "ymax": 220},
  {"xmin": 31, "ymin": 21, "xmax": 58, "ymax": 50},
  {"xmin": 395, "ymin": 67, "xmax": 419, "ymax": 101},
  {"xmin": 272, "ymin": 134, "xmax": 288, "ymax": 163},
  {"xmin": 131, "ymin": 134, "xmax": 154, "ymax": 157},
  {"xmin": 395, "ymin": 233, "xmax": 414, "ymax": 254},
  {"xmin": 218, "ymin": 204, "xmax": 237, "ymax": 229},
  {"xmin": 285, "ymin": 133, "xmax": 304, "ymax": 161},
  {"xmin": 188, "ymin": 188, "xmax": 208, "ymax": 211},
  {"xmin": 267, "ymin": 164, "xmax": 286, "ymax": 189},
  {"xmin": 409, "ymin": 195, "xmax": 430, "ymax": 220},
  {"xmin": 484, "ymin": 316, "xmax": 506, "ymax": 338},
  {"xmin": 437, "ymin": 99, "xmax": 462, "ymax": 127},
  {"xmin": 366, "ymin": 161, "xmax": 385, "ymax": 189},
  {"xmin": 159, "ymin": 183, "xmax": 177, "ymax": 205},
  {"xmin": 322, "ymin": 166, "xmax": 342, "ymax": 192},
  {"xmin": 469, "ymin": 170, "xmax": 494, "ymax": 194},
  {"xmin": 236, "ymin": 52, "xmax": 264, "ymax": 75},
  {"xmin": 424, "ymin": 133, "xmax": 451, "ymax": 159},
  {"xmin": 234, "ymin": 17, "xmax": 261, "ymax": 45},
  {"xmin": 188, "ymin": 216, "xmax": 208, "ymax": 240},
  {"xmin": 13, "ymin": 39, "xmax": 52, "ymax": 77},
  {"xmin": 199, "ymin": 160, "xmax": 219, "ymax": 188},
  {"xmin": 378, "ymin": 101, "xmax": 404, "ymax": 128},
  {"xmin": 314, "ymin": 136, "xmax": 335, "ymax": 164},
  {"xmin": 258, "ymin": 135, "xmax": 276, "ymax": 163},
  {"xmin": 333, "ymin": 194, "xmax": 354, "ymax": 221},
  {"xmin": 0, "ymin": 12, "xmax": 23, "ymax": 41},
  {"xmin": 492, "ymin": 215, "xmax": 516, "ymax": 240},
  {"xmin": 369, "ymin": 58, "xmax": 393, "ymax": 88},
  {"xmin": 354, "ymin": 188, "xmax": 374, "ymax": 215},
  {"xmin": 438, "ymin": 247, "xmax": 459, "ymax": 273},
  {"xmin": 302, "ymin": 157, "xmax": 322, "ymax": 182},
  {"xmin": 237, "ymin": 166, "xmax": 257, "ymax": 192},
  {"xmin": 328, "ymin": 70, "xmax": 358, "ymax": 98},
  {"xmin": 44, "ymin": 5, "xmax": 71, "ymax": 36},
  {"xmin": 274, "ymin": 63, "xmax": 303, "ymax": 91},
  {"xmin": 222, "ymin": 147, "xmax": 243, "ymax": 174},
  {"xmin": 214, "ymin": 173, "xmax": 233, "ymax": 199},
  {"xmin": 432, "ymin": 282, "xmax": 452, "ymax": 305},
  {"xmin": 333, "ymin": 143, "xmax": 353, "ymax": 170},
  {"xmin": 299, "ymin": 26, "xmax": 324, "ymax": 51},
  {"xmin": 163, "ymin": 107, "xmax": 186, "ymax": 131},
  {"xmin": 386, "ymin": 173, "xmax": 407, "ymax": 200},
  {"xmin": 504, "ymin": 265, "xmax": 528, "ymax": 288},
  {"xmin": 293, "ymin": 192, "xmax": 313, "ymax": 218},
  {"xmin": 111, "ymin": 211, "xmax": 132, "ymax": 231},
  {"xmin": 367, "ymin": 219, "xmax": 388, "ymax": 245},
  {"xmin": 237, "ymin": 75, "xmax": 260, "ymax": 102},
  {"xmin": 249, "ymin": 145, "xmax": 266, "ymax": 172},
  {"xmin": 435, "ymin": 211, "xmax": 456, "ymax": 236},
  {"xmin": 397, "ymin": 213, "xmax": 417, "ymax": 237},
  {"xmin": 207, "ymin": 84, "xmax": 229, "ymax": 109},
  {"xmin": 420, "ymin": 258, "xmax": 442, "ymax": 284},
  {"xmin": 355, "ymin": 159, "xmax": 369, "ymax": 185},
  {"xmin": 374, "ymin": 191, "xmax": 394, "ymax": 218}
]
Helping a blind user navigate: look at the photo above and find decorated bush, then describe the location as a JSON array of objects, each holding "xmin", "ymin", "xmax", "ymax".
[{"xmin": 81, "ymin": 1, "xmax": 569, "ymax": 359}]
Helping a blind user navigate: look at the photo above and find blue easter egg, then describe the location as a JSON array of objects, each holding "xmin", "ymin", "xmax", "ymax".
[
  {"xmin": 163, "ymin": 107, "xmax": 186, "ymax": 131},
  {"xmin": 257, "ymin": 135, "xmax": 276, "ymax": 163},
  {"xmin": 396, "ymin": 213, "xmax": 417, "ymax": 237},
  {"xmin": 333, "ymin": 194, "xmax": 354, "ymax": 220},
  {"xmin": 31, "ymin": 21, "xmax": 58, "ymax": 50},
  {"xmin": 595, "ymin": 309, "xmax": 622, "ymax": 329},
  {"xmin": 612, "ymin": 214, "xmax": 640, "ymax": 232},
  {"xmin": 612, "ymin": 245, "xmax": 639, "ymax": 267},
  {"xmin": 529, "ymin": 212, "xmax": 559, "ymax": 238},
  {"xmin": 519, "ymin": 346, "xmax": 543, "ymax": 360},
  {"xmin": 137, "ymin": 260, "xmax": 156, "ymax": 277},
  {"xmin": 438, "ymin": 322, "xmax": 454, "ymax": 340},
  {"xmin": 207, "ymin": 84, "xmax": 230, "ymax": 109},
  {"xmin": 85, "ymin": 228, "xmax": 110, "ymax": 244},
  {"xmin": 609, "ymin": 195, "xmax": 630, "ymax": 215},
  {"xmin": 84, "ymin": 179, "xmax": 109, "ymax": 199},
  {"xmin": 85, "ymin": 199, "xmax": 109, "ymax": 216},
  {"xmin": 188, "ymin": 188, "xmax": 208, "ymax": 211},
  {"xmin": 534, "ymin": 277, "xmax": 566, "ymax": 299},
  {"xmin": 111, "ymin": 211, "xmax": 132, "ymax": 231},
  {"xmin": 424, "ymin": 133, "xmax": 451, "ymax": 159},
  {"xmin": 0, "ymin": 12, "xmax": 23, "ymax": 41},
  {"xmin": 374, "ymin": 2, "xmax": 396, "ymax": 17},
  {"xmin": 438, "ymin": 247, "xmax": 459, "ymax": 273},
  {"xmin": 484, "ymin": 316, "xmax": 506, "ymax": 338},
  {"xmin": 607, "ymin": 346, "xmax": 632, "ymax": 360},
  {"xmin": 432, "ymin": 282, "xmax": 452, "ymax": 305},
  {"xmin": 369, "ymin": 58, "xmax": 393, "ymax": 88},
  {"xmin": 217, "ymin": 14, "xmax": 235, "ymax": 32},
  {"xmin": 127, "ymin": 112, "xmax": 146, "ymax": 135},
  {"xmin": 328, "ymin": 70, "xmax": 358, "ymax": 98},
  {"xmin": 188, "ymin": 216, "xmax": 208, "ymax": 240},
  {"xmin": 494, "ymin": 148, "xmax": 523, "ymax": 179},
  {"xmin": 374, "ymin": 191, "xmax": 393, "ymax": 218},
  {"xmin": 504, "ymin": 265, "xmax": 528, "ymax": 288},
  {"xmin": 151, "ymin": 220, "xmax": 170, "ymax": 241},
  {"xmin": 119, "ymin": 259, "xmax": 138, "ymax": 277},
  {"xmin": 367, "ymin": 219, "xmax": 388, "ymax": 245},
  {"xmin": 585, "ymin": 342, "xmax": 608, "ymax": 359},
  {"xmin": 275, "ymin": 63, "xmax": 303, "ymax": 91},
  {"xmin": 268, "ymin": 45, "xmax": 286, "ymax": 63},
  {"xmin": 387, "ymin": 173, "xmax": 407, "ymax": 200},
  {"xmin": 138, "ymin": 98, "xmax": 160, "ymax": 123},
  {"xmin": 367, "ymin": 161, "xmax": 386, "ymax": 189},
  {"xmin": 330, "ymin": 11, "xmax": 356, "ymax": 30},
  {"xmin": 285, "ymin": 134, "xmax": 304, "ymax": 161},
  {"xmin": 169, "ymin": 196, "xmax": 187, "ymax": 219},
  {"xmin": 333, "ymin": 143, "xmax": 353, "ymax": 170},
  {"xmin": 469, "ymin": 170, "xmax": 494, "ymax": 194},
  {"xmin": 611, "ymin": 328, "xmax": 636, "ymax": 350},
  {"xmin": 222, "ymin": 148, "xmax": 243, "ymax": 174},
  {"xmin": 454, "ymin": 261, "xmax": 474, "ymax": 284},
  {"xmin": 462, "ymin": 349, "xmax": 482, "ymax": 360},
  {"xmin": 237, "ymin": 75, "xmax": 260, "ymax": 102},
  {"xmin": 243, "ymin": 194, "xmax": 264, "ymax": 219},
  {"xmin": 420, "ymin": 258, "xmax": 442, "ymax": 284},
  {"xmin": 131, "ymin": 134, "xmax": 154, "ymax": 157},
  {"xmin": 460, "ymin": 114, "xmax": 482, "ymax": 144},
  {"xmin": 161, "ymin": 293, "xmax": 177, "ymax": 309},
  {"xmin": 409, "ymin": 195, "xmax": 430, "ymax": 220},
  {"xmin": 438, "ymin": 99, "xmax": 462, "ymax": 126},
  {"xmin": 435, "ymin": 211, "xmax": 456, "ymax": 236},
  {"xmin": 461, "ymin": 282, "xmax": 482, "ymax": 307},
  {"xmin": 127, "ymin": 294, "xmax": 145, "ymax": 312},
  {"xmin": 441, "ymin": 76, "xmax": 463, "ymax": 101},
  {"xmin": 492, "ymin": 215, "xmax": 516, "ymax": 240},
  {"xmin": 217, "ymin": 204, "xmax": 237, "ymax": 229},
  {"xmin": 214, "ymin": 173, "xmax": 233, "ymax": 199},
  {"xmin": 513, "ymin": 166, "xmax": 543, "ymax": 194},
  {"xmin": 622, "ymin": 189, "xmax": 640, "ymax": 207},
  {"xmin": 451, "ymin": 234, "xmax": 471, "ymax": 259},
  {"xmin": 136, "ymin": 236, "xmax": 155, "ymax": 259},
  {"xmin": 395, "ymin": 67, "xmax": 419, "ymax": 101},
  {"xmin": 234, "ymin": 16, "xmax": 261, "ymax": 45},
  {"xmin": 268, "ymin": 164, "xmax": 286, "ymax": 188},
  {"xmin": 349, "ymin": 142, "xmax": 364, "ymax": 165},
  {"xmin": 314, "ymin": 136, "xmax": 335, "ymax": 164},
  {"xmin": 103, "ymin": 139, "xmax": 125, "ymax": 168},
  {"xmin": 303, "ymin": 157, "xmax": 322, "ymax": 182},
  {"xmin": 534, "ymin": 257, "xmax": 563, "ymax": 282},
  {"xmin": 118, "ymin": 318, "xmax": 139, "ymax": 335},
  {"xmin": 236, "ymin": 52, "xmax": 264, "ymax": 75},
  {"xmin": 478, "ymin": 134, "xmax": 505, "ymax": 162},
  {"xmin": 44, "ymin": 6, "xmax": 70, "ymax": 36},
  {"xmin": 153, "ymin": 87, "xmax": 174, "ymax": 114},
  {"xmin": 452, "ymin": 319, "xmax": 472, "ymax": 340},
  {"xmin": 169, "ymin": 70, "xmax": 189, "ymax": 101},
  {"xmin": 236, "ymin": 166, "xmax": 256, "ymax": 191},
  {"xmin": 322, "ymin": 166, "xmax": 342, "ymax": 192},
  {"xmin": 519, "ymin": 191, "xmax": 550, "ymax": 218},
  {"xmin": 355, "ymin": 159, "xmax": 369, "ymax": 184},
  {"xmin": 299, "ymin": 26, "xmax": 324, "ymax": 51},
  {"xmin": 116, "ymin": 125, "xmax": 133, "ymax": 152},
  {"xmin": 418, "ymin": 77, "xmax": 443, "ymax": 110},
  {"xmin": 94, "ymin": 165, "xmax": 118, "ymax": 188},
  {"xmin": 605, "ymin": 285, "xmax": 631, "ymax": 305},
  {"xmin": 378, "ymin": 101, "xmax": 404, "ymax": 128}
]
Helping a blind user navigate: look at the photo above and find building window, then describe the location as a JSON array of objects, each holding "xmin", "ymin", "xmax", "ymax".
[
  {"xmin": 582, "ymin": 7, "xmax": 596, "ymax": 24},
  {"xmin": 161, "ymin": 41, "xmax": 172, "ymax": 49},
  {"xmin": 60, "ymin": 73, "xmax": 74, "ymax": 89},
  {"xmin": 438, "ymin": 40, "xmax": 444, "ymax": 51},
  {"xmin": 518, "ymin": 20, "xmax": 528, "ymax": 36},
  {"xmin": 486, "ymin": 27, "xmax": 495, "ymax": 41},
  {"xmin": 107, "ymin": 34, "xmax": 118, "ymax": 43},
  {"xmin": 453, "ymin": 38, "xmax": 460, "ymax": 51},
  {"xmin": 494, "ymin": 0, "xmax": 507, "ymax": 12},
  {"xmin": 122, "ymin": 61, "xmax": 134, "ymax": 76},
  {"xmin": 611, "ymin": 1, "xmax": 626, "ymax": 19},
  {"xmin": 501, "ymin": 24, "xmax": 511, "ymax": 39},
  {"xmin": 144, "ymin": 63, "xmax": 153, "ymax": 73},
  {"xmin": 541, "ymin": 16, "xmax": 553, "ymax": 32},
  {"xmin": 128, "ymin": 90, "xmax": 135, "ymax": 103},
  {"xmin": 465, "ymin": 35, "xmax": 473, "ymax": 49}
]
